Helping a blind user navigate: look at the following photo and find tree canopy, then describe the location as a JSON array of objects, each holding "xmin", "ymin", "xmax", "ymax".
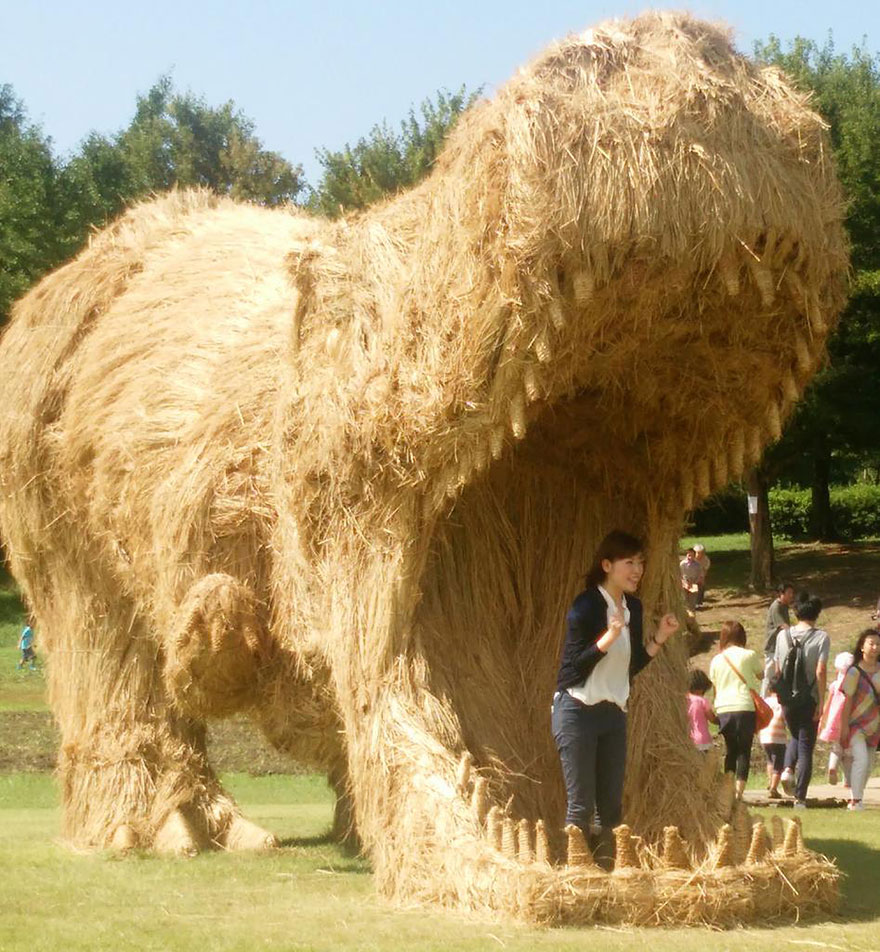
[
  {"xmin": 307, "ymin": 86, "xmax": 481, "ymax": 216},
  {"xmin": 754, "ymin": 37, "xmax": 880, "ymax": 537},
  {"xmin": 0, "ymin": 86, "xmax": 68, "ymax": 322}
]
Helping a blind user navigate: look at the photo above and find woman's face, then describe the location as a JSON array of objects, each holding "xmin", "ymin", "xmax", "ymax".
[
  {"xmin": 602, "ymin": 553, "xmax": 645, "ymax": 594},
  {"xmin": 861, "ymin": 634, "xmax": 880, "ymax": 664}
]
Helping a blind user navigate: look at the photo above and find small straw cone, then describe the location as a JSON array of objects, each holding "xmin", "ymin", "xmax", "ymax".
[
  {"xmin": 662, "ymin": 825, "xmax": 690, "ymax": 869},
  {"xmin": 771, "ymin": 814, "xmax": 786, "ymax": 852},
  {"xmin": 731, "ymin": 801, "xmax": 752, "ymax": 865},
  {"xmin": 782, "ymin": 818, "xmax": 800, "ymax": 857},
  {"xmin": 471, "ymin": 776, "xmax": 489, "ymax": 826},
  {"xmin": 613, "ymin": 824, "xmax": 639, "ymax": 870},
  {"xmin": 534, "ymin": 819, "xmax": 550, "ymax": 866},
  {"xmin": 502, "ymin": 815, "xmax": 518, "ymax": 860},
  {"xmin": 791, "ymin": 815, "xmax": 806, "ymax": 854},
  {"xmin": 517, "ymin": 818, "xmax": 534, "ymax": 864},
  {"xmin": 745, "ymin": 820, "xmax": 769, "ymax": 865},
  {"xmin": 716, "ymin": 772, "xmax": 736, "ymax": 822},
  {"xmin": 714, "ymin": 824, "xmax": 734, "ymax": 868},
  {"xmin": 487, "ymin": 806, "xmax": 504, "ymax": 852},
  {"xmin": 565, "ymin": 823, "xmax": 595, "ymax": 867}
]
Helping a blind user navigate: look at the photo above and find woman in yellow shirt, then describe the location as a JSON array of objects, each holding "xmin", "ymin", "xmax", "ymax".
[{"xmin": 709, "ymin": 620, "xmax": 764, "ymax": 799}]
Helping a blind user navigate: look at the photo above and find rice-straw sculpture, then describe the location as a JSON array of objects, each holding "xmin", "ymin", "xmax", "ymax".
[{"xmin": 0, "ymin": 10, "xmax": 846, "ymax": 926}]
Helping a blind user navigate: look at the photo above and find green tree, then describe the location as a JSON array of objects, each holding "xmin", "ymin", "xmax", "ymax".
[
  {"xmin": 0, "ymin": 85, "xmax": 67, "ymax": 323},
  {"xmin": 62, "ymin": 75, "xmax": 304, "ymax": 231},
  {"xmin": 308, "ymin": 86, "xmax": 481, "ymax": 216},
  {"xmin": 755, "ymin": 37, "xmax": 880, "ymax": 540}
]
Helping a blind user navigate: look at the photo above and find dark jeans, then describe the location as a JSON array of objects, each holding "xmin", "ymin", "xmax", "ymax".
[
  {"xmin": 783, "ymin": 701, "xmax": 818, "ymax": 801},
  {"xmin": 717, "ymin": 710, "xmax": 756, "ymax": 781},
  {"xmin": 551, "ymin": 691, "xmax": 626, "ymax": 866}
]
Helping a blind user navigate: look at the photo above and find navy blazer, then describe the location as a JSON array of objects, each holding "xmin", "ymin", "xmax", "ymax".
[{"xmin": 555, "ymin": 586, "xmax": 652, "ymax": 692}]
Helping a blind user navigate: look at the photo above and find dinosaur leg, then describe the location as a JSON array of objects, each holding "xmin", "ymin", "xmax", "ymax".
[{"xmin": 49, "ymin": 574, "xmax": 277, "ymax": 854}]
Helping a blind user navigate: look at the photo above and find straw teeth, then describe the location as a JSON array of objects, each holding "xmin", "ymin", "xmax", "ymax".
[
  {"xmin": 510, "ymin": 392, "xmax": 527, "ymax": 439},
  {"xmin": 719, "ymin": 254, "xmax": 740, "ymax": 296},
  {"xmin": 572, "ymin": 270, "xmax": 595, "ymax": 306},
  {"xmin": 523, "ymin": 365, "xmax": 541, "ymax": 403},
  {"xmin": 533, "ymin": 327, "xmax": 552, "ymax": 363},
  {"xmin": 766, "ymin": 401, "xmax": 782, "ymax": 441},
  {"xmin": 489, "ymin": 425, "xmax": 505, "ymax": 460},
  {"xmin": 795, "ymin": 332, "xmax": 813, "ymax": 373},
  {"xmin": 548, "ymin": 298, "xmax": 566, "ymax": 330}
]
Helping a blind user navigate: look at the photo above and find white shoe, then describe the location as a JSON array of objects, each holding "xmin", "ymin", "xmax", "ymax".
[
  {"xmin": 793, "ymin": 800, "xmax": 807, "ymax": 810},
  {"xmin": 780, "ymin": 768, "xmax": 795, "ymax": 797},
  {"xmin": 847, "ymin": 800, "xmax": 864, "ymax": 811}
]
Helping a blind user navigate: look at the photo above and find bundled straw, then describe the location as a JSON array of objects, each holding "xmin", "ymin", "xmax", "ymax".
[{"xmin": 0, "ymin": 9, "xmax": 846, "ymax": 927}]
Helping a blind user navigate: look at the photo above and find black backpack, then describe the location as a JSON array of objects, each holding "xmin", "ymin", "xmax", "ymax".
[{"xmin": 772, "ymin": 629, "xmax": 814, "ymax": 710}]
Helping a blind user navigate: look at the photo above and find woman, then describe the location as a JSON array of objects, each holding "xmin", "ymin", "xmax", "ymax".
[
  {"xmin": 839, "ymin": 628, "xmax": 880, "ymax": 811},
  {"xmin": 552, "ymin": 530, "xmax": 679, "ymax": 866},
  {"xmin": 709, "ymin": 620, "xmax": 764, "ymax": 800}
]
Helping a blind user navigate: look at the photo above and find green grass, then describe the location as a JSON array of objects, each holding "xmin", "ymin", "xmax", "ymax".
[{"xmin": 1, "ymin": 772, "xmax": 879, "ymax": 952}]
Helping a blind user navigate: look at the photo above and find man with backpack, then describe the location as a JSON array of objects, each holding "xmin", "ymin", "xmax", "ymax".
[{"xmin": 772, "ymin": 592, "xmax": 830, "ymax": 808}]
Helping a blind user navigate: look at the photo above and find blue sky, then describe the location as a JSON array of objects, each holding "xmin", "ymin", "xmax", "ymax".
[{"xmin": 3, "ymin": 1, "xmax": 879, "ymax": 189}]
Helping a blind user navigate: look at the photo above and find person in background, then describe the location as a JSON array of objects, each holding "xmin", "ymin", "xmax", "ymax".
[
  {"xmin": 687, "ymin": 667, "xmax": 717, "ymax": 752},
  {"xmin": 762, "ymin": 581, "xmax": 795, "ymax": 696},
  {"xmin": 774, "ymin": 592, "xmax": 830, "ymax": 809},
  {"xmin": 758, "ymin": 688, "xmax": 788, "ymax": 798},
  {"xmin": 693, "ymin": 543, "xmax": 711, "ymax": 608},
  {"xmin": 679, "ymin": 548, "xmax": 702, "ymax": 613},
  {"xmin": 839, "ymin": 629, "xmax": 880, "ymax": 811},
  {"xmin": 709, "ymin": 620, "xmax": 764, "ymax": 800},
  {"xmin": 17, "ymin": 623, "xmax": 37, "ymax": 671},
  {"xmin": 818, "ymin": 651, "xmax": 855, "ymax": 786}
]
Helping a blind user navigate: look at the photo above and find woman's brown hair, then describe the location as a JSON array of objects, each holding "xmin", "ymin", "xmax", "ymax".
[
  {"xmin": 719, "ymin": 620, "xmax": 747, "ymax": 650},
  {"xmin": 584, "ymin": 530, "xmax": 643, "ymax": 587}
]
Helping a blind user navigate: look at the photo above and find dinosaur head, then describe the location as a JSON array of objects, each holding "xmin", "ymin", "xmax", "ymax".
[{"xmin": 288, "ymin": 12, "xmax": 846, "ymax": 537}]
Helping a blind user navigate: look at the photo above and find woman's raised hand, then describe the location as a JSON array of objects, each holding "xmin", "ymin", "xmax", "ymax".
[{"xmin": 654, "ymin": 613, "xmax": 680, "ymax": 645}]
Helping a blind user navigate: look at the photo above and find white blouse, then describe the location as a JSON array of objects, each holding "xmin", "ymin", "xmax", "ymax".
[{"xmin": 568, "ymin": 585, "xmax": 632, "ymax": 711}]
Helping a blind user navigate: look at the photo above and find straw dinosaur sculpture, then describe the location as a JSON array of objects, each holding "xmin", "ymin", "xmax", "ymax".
[{"xmin": 0, "ymin": 13, "xmax": 847, "ymax": 925}]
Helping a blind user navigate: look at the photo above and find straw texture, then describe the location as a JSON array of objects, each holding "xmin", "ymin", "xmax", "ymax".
[{"xmin": 0, "ymin": 11, "xmax": 846, "ymax": 925}]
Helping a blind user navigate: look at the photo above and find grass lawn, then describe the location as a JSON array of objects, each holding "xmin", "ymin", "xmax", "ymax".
[{"xmin": 0, "ymin": 772, "xmax": 879, "ymax": 952}]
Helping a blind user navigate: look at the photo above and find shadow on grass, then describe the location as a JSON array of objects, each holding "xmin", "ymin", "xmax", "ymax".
[
  {"xmin": 280, "ymin": 831, "xmax": 337, "ymax": 848},
  {"xmin": 810, "ymin": 836, "xmax": 880, "ymax": 920}
]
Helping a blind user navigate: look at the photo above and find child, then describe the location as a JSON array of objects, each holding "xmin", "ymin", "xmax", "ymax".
[
  {"xmin": 17, "ymin": 624, "xmax": 36, "ymax": 671},
  {"xmin": 818, "ymin": 651, "xmax": 854, "ymax": 786},
  {"xmin": 687, "ymin": 668, "xmax": 717, "ymax": 752},
  {"xmin": 758, "ymin": 689, "xmax": 788, "ymax": 798}
]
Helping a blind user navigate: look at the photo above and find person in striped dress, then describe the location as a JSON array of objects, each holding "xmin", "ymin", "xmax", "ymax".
[
  {"xmin": 839, "ymin": 630, "xmax": 880, "ymax": 811},
  {"xmin": 758, "ymin": 690, "xmax": 788, "ymax": 798}
]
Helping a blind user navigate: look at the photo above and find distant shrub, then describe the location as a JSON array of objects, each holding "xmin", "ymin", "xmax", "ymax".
[
  {"xmin": 768, "ymin": 485, "xmax": 880, "ymax": 539},
  {"xmin": 768, "ymin": 488, "xmax": 811, "ymax": 538}
]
